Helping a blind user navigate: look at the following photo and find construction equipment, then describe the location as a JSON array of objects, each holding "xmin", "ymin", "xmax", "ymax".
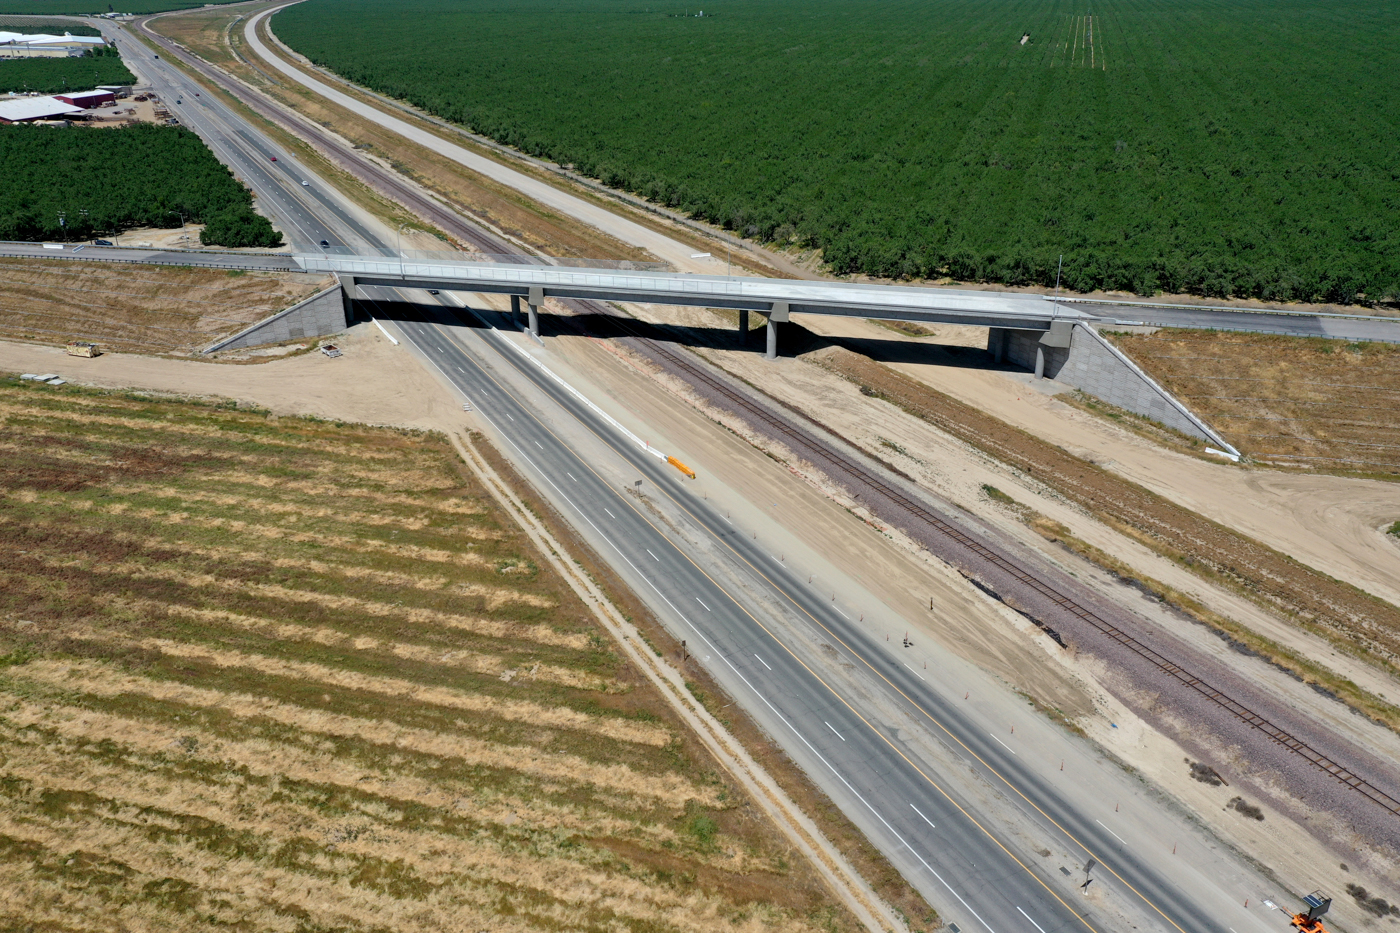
[{"xmin": 1290, "ymin": 892, "xmax": 1332, "ymax": 933}]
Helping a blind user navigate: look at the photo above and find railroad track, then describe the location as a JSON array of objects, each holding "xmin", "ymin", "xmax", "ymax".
[
  {"xmin": 147, "ymin": 18, "xmax": 1400, "ymax": 819},
  {"xmin": 583, "ymin": 305, "xmax": 1400, "ymax": 819}
]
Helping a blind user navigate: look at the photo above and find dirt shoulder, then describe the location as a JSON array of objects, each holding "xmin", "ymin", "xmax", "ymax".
[
  {"xmin": 814, "ymin": 344, "xmax": 1400, "ymax": 723},
  {"xmin": 0, "ymin": 257, "xmax": 328, "ymax": 356}
]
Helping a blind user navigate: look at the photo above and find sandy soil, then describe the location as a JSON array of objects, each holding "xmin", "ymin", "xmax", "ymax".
[
  {"xmin": 492, "ymin": 310, "xmax": 1400, "ymax": 912},
  {"xmin": 5, "ymin": 313, "xmax": 1395, "ymax": 915},
  {"xmin": 0, "ymin": 259, "xmax": 327, "ymax": 354},
  {"xmin": 804, "ymin": 314, "xmax": 1400, "ymax": 611},
  {"xmin": 0, "ymin": 324, "xmax": 451, "ymax": 429}
]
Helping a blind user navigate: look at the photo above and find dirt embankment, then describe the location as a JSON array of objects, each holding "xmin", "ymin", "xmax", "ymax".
[
  {"xmin": 817, "ymin": 347, "xmax": 1400, "ymax": 694},
  {"xmin": 0, "ymin": 257, "xmax": 329, "ymax": 355},
  {"xmin": 1108, "ymin": 329, "xmax": 1400, "ymax": 477}
]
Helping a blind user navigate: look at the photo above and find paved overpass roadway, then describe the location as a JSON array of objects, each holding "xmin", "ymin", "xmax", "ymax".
[{"xmin": 384, "ymin": 294, "xmax": 1226, "ymax": 933}]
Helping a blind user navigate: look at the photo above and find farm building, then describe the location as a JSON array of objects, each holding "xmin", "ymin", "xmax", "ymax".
[
  {"xmin": 56, "ymin": 89, "xmax": 115, "ymax": 108},
  {"xmin": 0, "ymin": 31, "xmax": 106, "ymax": 58},
  {"xmin": 0, "ymin": 95, "xmax": 84, "ymax": 123}
]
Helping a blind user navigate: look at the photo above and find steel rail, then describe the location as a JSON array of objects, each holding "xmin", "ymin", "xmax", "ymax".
[
  {"xmin": 142, "ymin": 10, "xmax": 1400, "ymax": 820},
  {"xmin": 577, "ymin": 304, "xmax": 1400, "ymax": 819}
]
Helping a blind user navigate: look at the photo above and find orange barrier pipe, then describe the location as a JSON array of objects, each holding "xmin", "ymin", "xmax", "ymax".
[{"xmin": 667, "ymin": 456, "xmax": 696, "ymax": 479}]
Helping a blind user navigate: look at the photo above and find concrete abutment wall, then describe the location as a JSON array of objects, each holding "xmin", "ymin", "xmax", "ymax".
[
  {"xmin": 204, "ymin": 274, "xmax": 351, "ymax": 353},
  {"xmin": 988, "ymin": 323, "xmax": 1237, "ymax": 454}
]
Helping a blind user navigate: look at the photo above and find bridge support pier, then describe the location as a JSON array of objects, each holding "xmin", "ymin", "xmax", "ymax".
[
  {"xmin": 1034, "ymin": 345, "xmax": 1046, "ymax": 378},
  {"xmin": 764, "ymin": 300, "xmax": 789, "ymax": 361},
  {"xmin": 510, "ymin": 294, "xmax": 521, "ymax": 328},
  {"xmin": 527, "ymin": 286, "xmax": 542, "ymax": 338},
  {"xmin": 989, "ymin": 326, "xmax": 1008, "ymax": 363},
  {"xmin": 739, "ymin": 308, "xmax": 749, "ymax": 343}
]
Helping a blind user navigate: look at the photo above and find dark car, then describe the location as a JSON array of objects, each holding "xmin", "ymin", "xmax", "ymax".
[
  {"xmin": 428, "ymin": 289, "xmax": 439, "ymax": 295},
  {"xmin": 319, "ymin": 239, "xmax": 330, "ymax": 248},
  {"xmin": 94, "ymin": 239, "xmax": 113, "ymax": 246}
]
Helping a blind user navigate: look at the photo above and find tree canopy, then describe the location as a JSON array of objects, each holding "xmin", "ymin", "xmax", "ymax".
[{"xmin": 0, "ymin": 122, "xmax": 282, "ymax": 248}]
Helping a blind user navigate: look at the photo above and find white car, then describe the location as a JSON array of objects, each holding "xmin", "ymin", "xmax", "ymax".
[{"xmin": 301, "ymin": 180, "xmax": 310, "ymax": 187}]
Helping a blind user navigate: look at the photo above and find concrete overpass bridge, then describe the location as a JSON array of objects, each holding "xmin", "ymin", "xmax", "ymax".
[
  {"xmin": 27, "ymin": 240, "xmax": 1400, "ymax": 457},
  {"xmin": 298, "ymin": 251, "xmax": 1083, "ymax": 369}
]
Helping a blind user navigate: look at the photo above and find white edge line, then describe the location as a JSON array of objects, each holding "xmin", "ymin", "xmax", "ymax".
[
  {"xmin": 1017, "ymin": 906, "xmax": 1049, "ymax": 933},
  {"xmin": 406, "ymin": 320, "xmax": 998, "ymax": 933},
  {"xmin": 1094, "ymin": 819, "xmax": 1128, "ymax": 847},
  {"xmin": 491, "ymin": 317, "xmax": 668, "ymax": 461},
  {"xmin": 370, "ymin": 317, "xmax": 399, "ymax": 345}
]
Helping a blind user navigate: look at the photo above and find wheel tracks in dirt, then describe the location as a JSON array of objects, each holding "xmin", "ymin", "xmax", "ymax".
[
  {"xmin": 564, "ymin": 316, "xmax": 1400, "ymax": 830},
  {"xmin": 820, "ymin": 351, "xmax": 1400, "ymax": 670}
]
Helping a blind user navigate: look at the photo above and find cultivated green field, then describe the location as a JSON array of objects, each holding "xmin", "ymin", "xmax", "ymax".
[
  {"xmin": 0, "ymin": 1, "xmax": 238, "ymax": 12},
  {"xmin": 0, "ymin": 48, "xmax": 134, "ymax": 94},
  {"xmin": 275, "ymin": 0, "xmax": 1400, "ymax": 303},
  {"xmin": 0, "ymin": 124, "xmax": 281, "ymax": 247}
]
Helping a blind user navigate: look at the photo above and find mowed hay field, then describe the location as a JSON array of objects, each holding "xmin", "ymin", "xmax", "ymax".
[
  {"xmin": 1109, "ymin": 330, "xmax": 1400, "ymax": 477},
  {"xmin": 0, "ymin": 258, "xmax": 330, "ymax": 355},
  {"xmin": 0, "ymin": 380, "xmax": 856, "ymax": 933}
]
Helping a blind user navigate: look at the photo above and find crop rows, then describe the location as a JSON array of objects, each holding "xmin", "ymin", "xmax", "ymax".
[
  {"xmin": 277, "ymin": 0, "xmax": 1400, "ymax": 303},
  {"xmin": 0, "ymin": 382, "xmax": 852, "ymax": 933}
]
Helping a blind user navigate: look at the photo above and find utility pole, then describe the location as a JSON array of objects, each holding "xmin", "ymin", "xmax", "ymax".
[{"xmin": 1052, "ymin": 253, "xmax": 1063, "ymax": 317}]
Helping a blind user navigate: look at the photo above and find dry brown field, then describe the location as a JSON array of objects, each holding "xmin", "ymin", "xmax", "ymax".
[
  {"xmin": 1108, "ymin": 329, "xmax": 1400, "ymax": 478},
  {"xmin": 0, "ymin": 258, "xmax": 329, "ymax": 355},
  {"xmin": 0, "ymin": 378, "xmax": 857, "ymax": 933}
]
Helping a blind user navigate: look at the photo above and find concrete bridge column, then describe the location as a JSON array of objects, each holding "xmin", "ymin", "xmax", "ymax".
[
  {"xmin": 510, "ymin": 294, "xmax": 521, "ymax": 328},
  {"xmin": 1034, "ymin": 345, "xmax": 1046, "ymax": 378},
  {"xmin": 739, "ymin": 308, "xmax": 749, "ymax": 343},
  {"xmin": 764, "ymin": 301, "xmax": 789, "ymax": 361},
  {"xmin": 527, "ymin": 285, "xmax": 542, "ymax": 338},
  {"xmin": 989, "ymin": 326, "xmax": 1007, "ymax": 363}
]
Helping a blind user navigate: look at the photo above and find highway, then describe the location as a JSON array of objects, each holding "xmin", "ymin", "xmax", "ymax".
[
  {"xmin": 382, "ymin": 297, "xmax": 1103, "ymax": 933},
  {"xmin": 6, "ymin": 13, "xmax": 1317, "ymax": 933},
  {"xmin": 98, "ymin": 15, "xmax": 379, "ymax": 253},
  {"xmin": 363, "ymin": 288, "xmax": 1292, "ymax": 933}
]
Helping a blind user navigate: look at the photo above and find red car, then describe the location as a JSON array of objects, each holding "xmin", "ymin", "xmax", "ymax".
[{"xmin": 269, "ymin": 156, "xmax": 278, "ymax": 162}]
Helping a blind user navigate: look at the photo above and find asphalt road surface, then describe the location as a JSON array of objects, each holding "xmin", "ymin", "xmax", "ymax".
[
  {"xmin": 0, "ymin": 17, "xmax": 1317, "ymax": 931},
  {"xmin": 363, "ymin": 288, "xmax": 1269, "ymax": 933},
  {"xmin": 98, "ymin": 17, "xmax": 382, "ymax": 254}
]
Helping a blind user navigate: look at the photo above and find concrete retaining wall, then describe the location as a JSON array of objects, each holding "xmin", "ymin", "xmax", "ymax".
[
  {"xmin": 988, "ymin": 323, "xmax": 1237, "ymax": 454},
  {"xmin": 204, "ymin": 277, "xmax": 350, "ymax": 353}
]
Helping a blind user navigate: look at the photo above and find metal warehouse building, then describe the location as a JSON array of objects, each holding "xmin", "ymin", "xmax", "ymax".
[{"xmin": 0, "ymin": 95, "xmax": 85, "ymax": 123}]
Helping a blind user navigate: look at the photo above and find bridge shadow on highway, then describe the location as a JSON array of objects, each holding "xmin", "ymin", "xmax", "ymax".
[{"xmin": 355, "ymin": 294, "xmax": 1020, "ymax": 375}]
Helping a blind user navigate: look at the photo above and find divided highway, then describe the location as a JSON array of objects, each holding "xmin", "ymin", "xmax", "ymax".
[
  {"xmin": 368, "ymin": 291, "xmax": 1249, "ymax": 933},
  {"xmin": 10, "ymin": 12, "xmax": 1319, "ymax": 932}
]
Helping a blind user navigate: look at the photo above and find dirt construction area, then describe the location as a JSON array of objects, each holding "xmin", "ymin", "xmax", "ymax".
[
  {"xmin": 0, "ymin": 257, "xmax": 329, "ymax": 355},
  {"xmin": 0, "ymin": 370, "xmax": 865, "ymax": 933},
  {"xmin": 1109, "ymin": 329, "xmax": 1400, "ymax": 476}
]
